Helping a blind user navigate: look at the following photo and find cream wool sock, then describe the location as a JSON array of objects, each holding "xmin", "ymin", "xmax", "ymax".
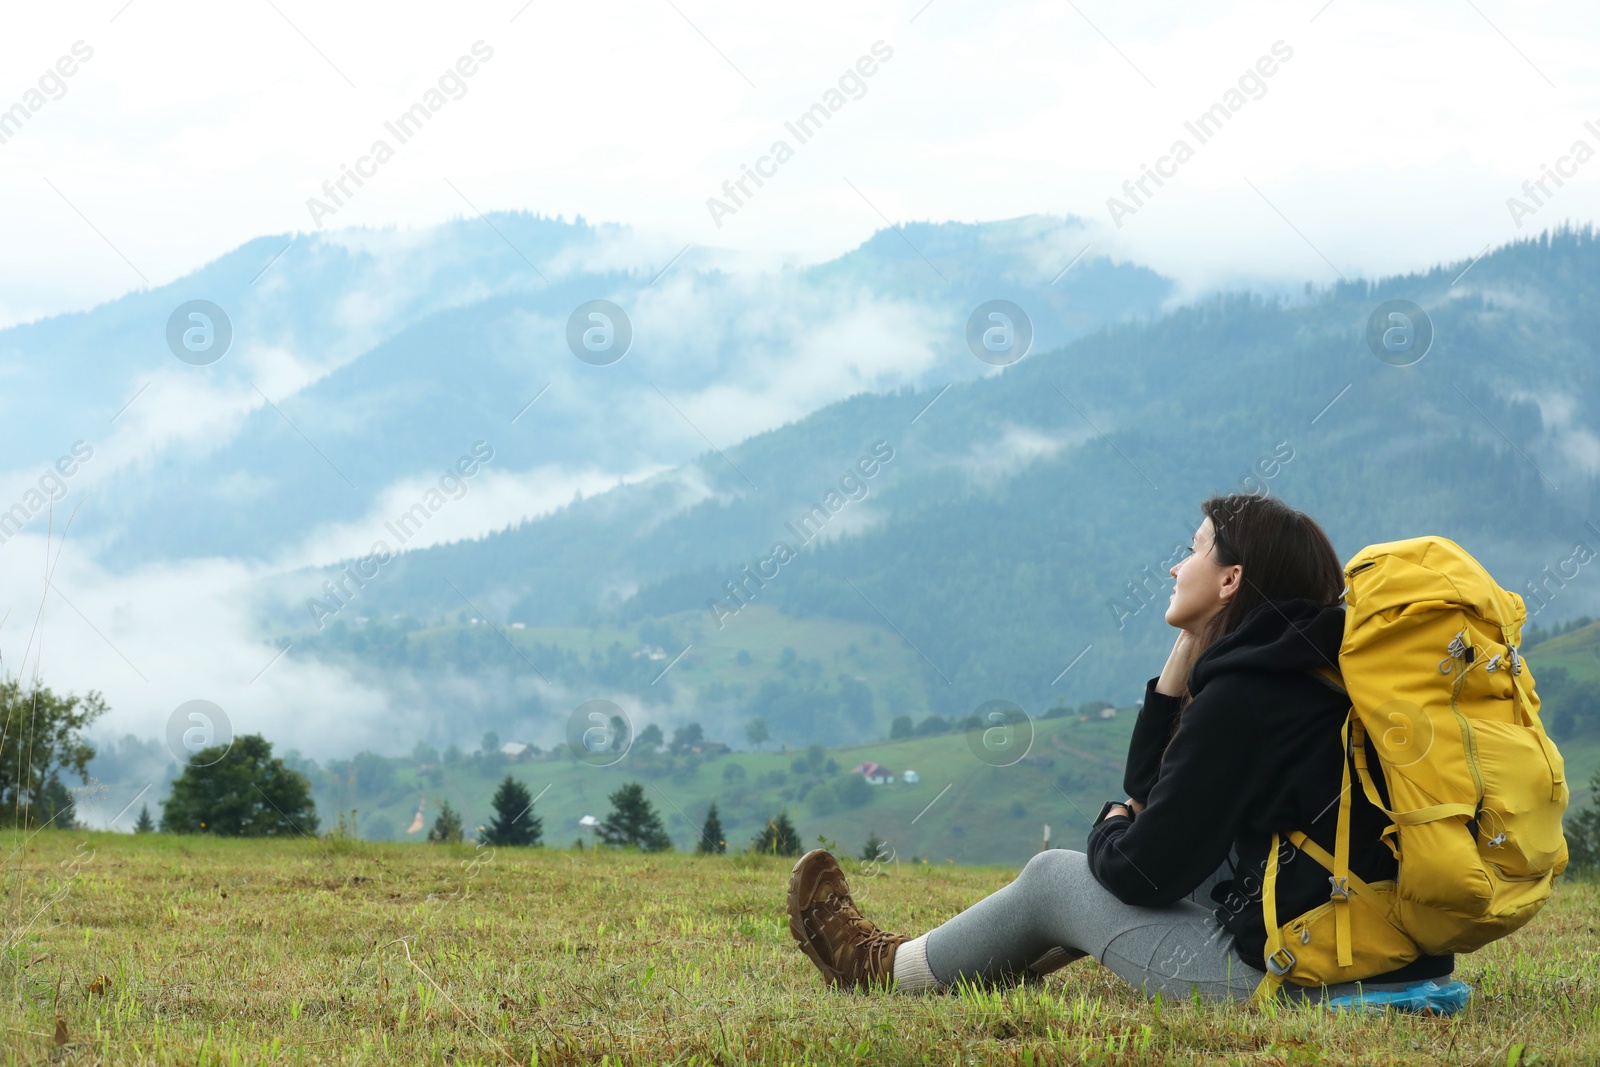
[{"xmin": 891, "ymin": 933, "xmax": 943, "ymax": 994}]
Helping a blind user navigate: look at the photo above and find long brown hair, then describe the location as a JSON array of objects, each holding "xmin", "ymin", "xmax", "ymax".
[{"xmin": 1179, "ymin": 493, "xmax": 1344, "ymax": 702}]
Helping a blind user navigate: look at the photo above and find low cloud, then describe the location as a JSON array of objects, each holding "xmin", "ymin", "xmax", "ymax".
[
  {"xmin": 0, "ymin": 537, "xmax": 393, "ymax": 760},
  {"xmin": 277, "ymin": 460, "xmax": 671, "ymax": 571},
  {"xmin": 637, "ymin": 280, "xmax": 948, "ymax": 447},
  {"xmin": 813, "ymin": 503, "xmax": 885, "ymax": 543},
  {"xmin": 953, "ymin": 422, "xmax": 1094, "ymax": 482},
  {"xmin": 1513, "ymin": 389, "xmax": 1600, "ymax": 479}
]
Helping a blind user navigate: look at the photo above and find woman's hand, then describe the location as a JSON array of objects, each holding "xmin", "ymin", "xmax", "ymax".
[
  {"xmin": 1155, "ymin": 629, "xmax": 1202, "ymax": 697},
  {"xmin": 1126, "ymin": 797, "xmax": 1145, "ymax": 815}
]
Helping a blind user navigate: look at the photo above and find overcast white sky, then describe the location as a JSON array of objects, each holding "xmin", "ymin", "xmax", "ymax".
[
  {"xmin": 6, "ymin": 0, "xmax": 1600, "ymax": 772},
  {"xmin": 2, "ymin": 0, "xmax": 1598, "ymax": 327}
]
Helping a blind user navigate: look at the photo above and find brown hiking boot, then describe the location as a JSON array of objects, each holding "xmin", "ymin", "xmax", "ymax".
[{"xmin": 787, "ymin": 848, "xmax": 908, "ymax": 990}]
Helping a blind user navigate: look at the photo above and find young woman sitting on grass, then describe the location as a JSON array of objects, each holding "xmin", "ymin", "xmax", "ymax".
[{"xmin": 786, "ymin": 494, "xmax": 1464, "ymax": 1008}]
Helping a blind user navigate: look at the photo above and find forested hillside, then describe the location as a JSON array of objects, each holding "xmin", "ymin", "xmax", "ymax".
[{"xmin": 288, "ymin": 228, "xmax": 1600, "ymax": 751}]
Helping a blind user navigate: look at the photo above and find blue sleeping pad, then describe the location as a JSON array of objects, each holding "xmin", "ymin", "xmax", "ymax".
[{"xmin": 1320, "ymin": 979, "xmax": 1473, "ymax": 1015}]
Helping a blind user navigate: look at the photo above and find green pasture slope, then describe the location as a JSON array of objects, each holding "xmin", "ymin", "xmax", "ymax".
[
  {"xmin": 294, "ymin": 604, "xmax": 1140, "ymax": 865},
  {"xmin": 329, "ymin": 711, "xmax": 1137, "ymax": 868},
  {"xmin": 1536, "ymin": 621, "xmax": 1600, "ymax": 686},
  {"xmin": 1529, "ymin": 621, "xmax": 1600, "ymax": 810}
]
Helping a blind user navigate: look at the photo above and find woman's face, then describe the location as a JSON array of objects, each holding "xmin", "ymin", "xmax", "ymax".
[{"xmin": 1165, "ymin": 516, "xmax": 1243, "ymax": 631}]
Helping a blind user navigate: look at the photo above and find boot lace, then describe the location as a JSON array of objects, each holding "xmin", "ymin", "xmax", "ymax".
[{"xmin": 800, "ymin": 871, "xmax": 907, "ymax": 985}]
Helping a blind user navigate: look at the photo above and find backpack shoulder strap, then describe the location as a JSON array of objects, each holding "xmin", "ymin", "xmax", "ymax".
[
  {"xmin": 1308, "ymin": 664, "xmax": 1346, "ymax": 693},
  {"xmin": 1256, "ymin": 710, "xmax": 1358, "ymax": 1001}
]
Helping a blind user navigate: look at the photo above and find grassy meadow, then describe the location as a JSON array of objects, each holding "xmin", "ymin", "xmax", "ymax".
[{"xmin": 2, "ymin": 831, "xmax": 1597, "ymax": 1066}]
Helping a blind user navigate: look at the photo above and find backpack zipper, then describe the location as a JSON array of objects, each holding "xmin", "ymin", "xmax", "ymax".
[{"xmin": 1448, "ymin": 644, "xmax": 1486, "ymax": 819}]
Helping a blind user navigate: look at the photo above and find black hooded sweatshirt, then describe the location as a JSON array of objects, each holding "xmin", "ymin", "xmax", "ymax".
[{"xmin": 1086, "ymin": 597, "xmax": 1453, "ymax": 982}]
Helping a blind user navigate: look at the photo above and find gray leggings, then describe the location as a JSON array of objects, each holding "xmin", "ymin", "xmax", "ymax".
[{"xmin": 922, "ymin": 849, "xmax": 1431, "ymax": 1001}]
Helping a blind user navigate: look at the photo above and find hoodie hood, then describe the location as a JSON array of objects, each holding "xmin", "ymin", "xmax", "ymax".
[{"xmin": 1189, "ymin": 598, "xmax": 1344, "ymax": 695}]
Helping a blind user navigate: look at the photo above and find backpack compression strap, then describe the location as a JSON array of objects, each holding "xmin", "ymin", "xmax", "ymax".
[
  {"xmin": 1306, "ymin": 671, "xmax": 1358, "ymax": 967},
  {"xmin": 1349, "ymin": 717, "xmax": 1476, "ymax": 825},
  {"xmin": 1256, "ymin": 831, "xmax": 1291, "ymax": 1002},
  {"xmin": 1332, "ymin": 716, "xmax": 1354, "ymax": 968}
]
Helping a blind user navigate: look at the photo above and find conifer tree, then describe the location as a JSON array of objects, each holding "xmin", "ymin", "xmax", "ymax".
[
  {"xmin": 1566, "ymin": 765, "xmax": 1600, "ymax": 873},
  {"xmin": 482, "ymin": 776, "xmax": 542, "ymax": 846},
  {"xmin": 133, "ymin": 804, "xmax": 155, "ymax": 834},
  {"xmin": 752, "ymin": 811, "xmax": 800, "ymax": 856},
  {"xmin": 428, "ymin": 800, "xmax": 464, "ymax": 844},
  {"xmin": 697, "ymin": 802, "xmax": 726, "ymax": 855},
  {"xmin": 597, "ymin": 782, "xmax": 672, "ymax": 851}
]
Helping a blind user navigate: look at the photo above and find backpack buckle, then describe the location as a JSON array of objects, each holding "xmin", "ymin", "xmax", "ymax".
[
  {"xmin": 1447, "ymin": 632, "xmax": 1468, "ymax": 659},
  {"xmin": 1508, "ymin": 644, "xmax": 1523, "ymax": 675},
  {"xmin": 1266, "ymin": 947, "xmax": 1296, "ymax": 976},
  {"xmin": 1328, "ymin": 875, "xmax": 1350, "ymax": 902}
]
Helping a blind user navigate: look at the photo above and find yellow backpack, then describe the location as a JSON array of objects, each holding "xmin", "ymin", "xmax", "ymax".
[{"xmin": 1255, "ymin": 536, "xmax": 1570, "ymax": 1000}]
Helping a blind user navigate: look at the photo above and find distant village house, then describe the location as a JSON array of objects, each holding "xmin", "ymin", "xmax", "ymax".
[{"xmin": 851, "ymin": 762, "xmax": 896, "ymax": 785}]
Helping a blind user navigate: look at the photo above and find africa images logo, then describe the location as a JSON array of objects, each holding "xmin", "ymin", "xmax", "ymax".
[{"xmin": 1365, "ymin": 300, "xmax": 1433, "ymax": 367}]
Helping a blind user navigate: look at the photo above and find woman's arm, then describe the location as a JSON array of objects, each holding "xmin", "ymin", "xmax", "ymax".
[
  {"xmin": 1122, "ymin": 681, "xmax": 1180, "ymax": 804},
  {"xmin": 1155, "ymin": 630, "xmax": 1202, "ymax": 698},
  {"xmin": 1122, "ymin": 632, "xmax": 1201, "ymax": 803},
  {"xmin": 1088, "ymin": 674, "xmax": 1260, "ymax": 907}
]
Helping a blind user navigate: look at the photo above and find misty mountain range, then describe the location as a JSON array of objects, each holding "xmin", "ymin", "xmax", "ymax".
[{"xmin": 4, "ymin": 213, "xmax": 1599, "ymax": 760}]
